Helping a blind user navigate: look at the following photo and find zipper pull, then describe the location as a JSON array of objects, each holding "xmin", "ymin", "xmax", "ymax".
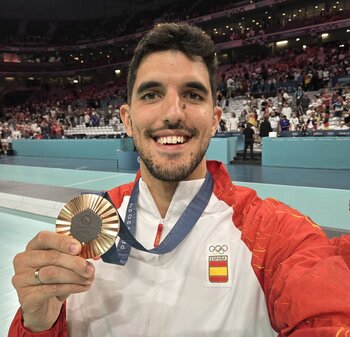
[{"xmin": 153, "ymin": 223, "xmax": 164, "ymax": 248}]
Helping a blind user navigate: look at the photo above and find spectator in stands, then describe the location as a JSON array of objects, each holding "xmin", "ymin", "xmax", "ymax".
[
  {"xmin": 228, "ymin": 112, "xmax": 239, "ymax": 131},
  {"xmin": 294, "ymin": 84, "xmax": 304, "ymax": 115},
  {"xmin": 218, "ymin": 118, "xmax": 227, "ymax": 132},
  {"xmin": 281, "ymin": 101, "xmax": 292, "ymax": 120},
  {"xmin": 91, "ymin": 110, "xmax": 100, "ymax": 127},
  {"xmin": 269, "ymin": 108, "xmax": 280, "ymax": 131},
  {"xmin": 290, "ymin": 112, "xmax": 300, "ymax": 131},
  {"xmin": 243, "ymin": 122, "xmax": 255, "ymax": 160},
  {"xmin": 84, "ymin": 111, "xmax": 91, "ymax": 127},
  {"xmin": 279, "ymin": 114, "xmax": 290, "ymax": 132},
  {"xmin": 332, "ymin": 93, "xmax": 344, "ymax": 117},
  {"xmin": 259, "ymin": 116, "xmax": 272, "ymax": 138},
  {"xmin": 301, "ymin": 93, "xmax": 311, "ymax": 113},
  {"xmin": 226, "ymin": 75, "xmax": 234, "ymax": 100}
]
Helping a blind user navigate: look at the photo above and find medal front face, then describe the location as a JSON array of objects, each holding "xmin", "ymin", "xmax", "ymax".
[{"xmin": 56, "ymin": 194, "xmax": 119, "ymax": 259}]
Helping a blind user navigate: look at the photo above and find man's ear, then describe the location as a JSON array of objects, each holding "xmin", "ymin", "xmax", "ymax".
[
  {"xmin": 211, "ymin": 106, "xmax": 222, "ymax": 136},
  {"xmin": 120, "ymin": 104, "xmax": 133, "ymax": 137}
]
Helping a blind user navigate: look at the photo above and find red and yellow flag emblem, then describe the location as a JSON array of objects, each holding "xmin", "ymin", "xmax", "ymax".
[{"xmin": 208, "ymin": 255, "xmax": 228, "ymax": 283}]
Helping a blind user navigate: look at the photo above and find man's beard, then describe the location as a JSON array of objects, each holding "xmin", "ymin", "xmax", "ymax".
[{"xmin": 133, "ymin": 122, "xmax": 210, "ymax": 182}]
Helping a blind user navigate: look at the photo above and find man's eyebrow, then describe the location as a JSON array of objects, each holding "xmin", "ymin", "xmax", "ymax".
[
  {"xmin": 184, "ymin": 81, "xmax": 209, "ymax": 96},
  {"xmin": 136, "ymin": 81, "xmax": 162, "ymax": 95}
]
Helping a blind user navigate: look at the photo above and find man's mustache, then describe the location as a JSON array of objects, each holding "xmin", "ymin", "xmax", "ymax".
[{"xmin": 144, "ymin": 121, "xmax": 198, "ymax": 138}]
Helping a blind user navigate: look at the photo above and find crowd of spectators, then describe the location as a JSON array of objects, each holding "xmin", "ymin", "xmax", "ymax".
[
  {"xmin": 0, "ymin": 81, "xmax": 126, "ymax": 154},
  {"xmin": 1, "ymin": 0, "xmax": 350, "ymax": 154},
  {"xmin": 217, "ymin": 41, "xmax": 350, "ymax": 99}
]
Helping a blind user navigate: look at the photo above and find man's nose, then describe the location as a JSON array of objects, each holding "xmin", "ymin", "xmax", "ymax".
[{"xmin": 162, "ymin": 91, "xmax": 185, "ymax": 123}]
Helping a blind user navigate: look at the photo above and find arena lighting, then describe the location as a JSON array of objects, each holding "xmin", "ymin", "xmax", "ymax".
[
  {"xmin": 5, "ymin": 77, "xmax": 15, "ymax": 81},
  {"xmin": 115, "ymin": 69, "xmax": 121, "ymax": 75},
  {"xmin": 296, "ymin": 38, "xmax": 300, "ymax": 41},
  {"xmin": 303, "ymin": 45, "xmax": 307, "ymax": 49},
  {"xmin": 72, "ymin": 79, "xmax": 78, "ymax": 84},
  {"xmin": 276, "ymin": 40, "xmax": 288, "ymax": 46},
  {"xmin": 347, "ymin": 29, "xmax": 350, "ymax": 32},
  {"xmin": 321, "ymin": 33, "xmax": 329, "ymax": 39},
  {"xmin": 28, "ymin": 77, "xmax": 35, "ymax": 80},
  {"xmin": 315, "ymin": 5, "xmax": 318, "ymax": 9},
  {"xmin": 282, "ymin": 13, "xmax": 286, "ymax": 16},
  {"xmin": 339, "ymin": 44, "xmax": 345, "ymax": 48}
]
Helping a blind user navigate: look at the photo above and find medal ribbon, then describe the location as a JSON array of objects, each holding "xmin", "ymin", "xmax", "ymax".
[{"xmin": 102, "ymin": 172, "xmax": 213, "ymax": 265}]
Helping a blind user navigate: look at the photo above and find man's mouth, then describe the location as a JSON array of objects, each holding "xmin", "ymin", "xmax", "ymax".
[{"xmin": 155, "ymin": 135, "xmax": 189, "ymax": 145}]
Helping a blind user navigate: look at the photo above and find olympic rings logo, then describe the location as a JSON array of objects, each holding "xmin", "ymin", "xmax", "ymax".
[{"xmin": 209, "ymin": 245, "xmax": 228, "ymax": 255}]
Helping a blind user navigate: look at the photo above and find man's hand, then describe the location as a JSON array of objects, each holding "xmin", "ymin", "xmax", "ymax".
[{"xmin": 12, "ymin": 231, "xmax": 95, "ymax": 332}]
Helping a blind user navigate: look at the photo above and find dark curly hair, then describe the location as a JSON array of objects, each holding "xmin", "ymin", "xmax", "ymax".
[{"xmin": 127, "ymin": 22, "xmax": 217, "ymax": 105}]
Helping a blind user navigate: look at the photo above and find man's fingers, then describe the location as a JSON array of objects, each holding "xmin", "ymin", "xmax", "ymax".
[
  {"xmin": 20, "ymin": 283, "xmax": 92, "ymax": 310},
  {"xmin": 27, "ymin": 265, "xmax": 94, "ymax": 287},
  {"xmin": 26, "ymin": 231, "xmax": 81, "ymax": 255},
  {"xmin": 13, "ymin": 250, "xmax": 95, "ymax": 279}
]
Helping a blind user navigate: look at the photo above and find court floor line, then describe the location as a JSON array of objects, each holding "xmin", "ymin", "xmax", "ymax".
[{"xmin": 64, "ymin": 173, "xmax": 130, "ymax": 187}]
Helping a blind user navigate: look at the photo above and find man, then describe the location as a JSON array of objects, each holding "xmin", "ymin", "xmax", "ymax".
[
  {"xmin": 259, "ymin": 116, "xmax": 272, "ymax": 138},
  {"xmin": 242, "ymin": 122, "xmax": 255, "ymax": 160},
  {"xmin": 294, "ymin": 84, "xmax": 304, "ymax": 115},
  {"xmin": 280, "ymin": 101, "xmax": 292, "ymax": 120},
  {"xmin": 279, "ymin": 114, "xmax": 290, "ymax": 132},
  {"xmin": 9, "ymin": 23, "xmax": 350, "ymax": 337}
]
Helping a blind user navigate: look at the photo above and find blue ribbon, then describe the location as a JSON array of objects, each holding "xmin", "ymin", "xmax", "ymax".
[{"xmin": 102, "ymin": 172, "xmax": 213, "ymax": 265}]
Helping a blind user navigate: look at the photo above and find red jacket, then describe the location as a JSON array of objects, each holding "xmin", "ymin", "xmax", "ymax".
[{"xmin": 8, "ymin": 161, "xmax": 350, "ymax": 336}]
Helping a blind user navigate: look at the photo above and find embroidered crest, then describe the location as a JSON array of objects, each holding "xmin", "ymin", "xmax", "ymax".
[{"xmin": 208, "ymin": 245, "xmax": 229, "ymax": 283}]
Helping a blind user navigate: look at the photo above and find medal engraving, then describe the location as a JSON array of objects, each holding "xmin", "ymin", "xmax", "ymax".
[
  {"xmin": 71, "ymin": 209, "xmax": 101, "ymax": 243},
  {"xmin": 56, "ymin": 194, "xmax": 119, "ymax": 259}
]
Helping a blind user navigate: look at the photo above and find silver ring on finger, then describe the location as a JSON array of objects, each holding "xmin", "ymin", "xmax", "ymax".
[{"xmin": 34, "ymin": 268, "xmax": 44, "ymax": 285}]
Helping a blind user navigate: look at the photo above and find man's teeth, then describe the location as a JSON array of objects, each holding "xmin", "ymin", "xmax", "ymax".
[{"xmin": 157, "ymin": 136, "xmax": 185, "ymax": 144}]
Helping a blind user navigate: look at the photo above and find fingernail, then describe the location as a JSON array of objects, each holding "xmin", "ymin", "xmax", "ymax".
[
  {"xmin": 69, "ymin": 242, "xmax": 80, "ymax": 253},
  {"xmin": 86, "ymin": 262, "xmax": 95, "ymax": 275}
]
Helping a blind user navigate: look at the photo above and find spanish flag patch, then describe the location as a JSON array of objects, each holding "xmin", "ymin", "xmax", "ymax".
[{"xmin": 208, "ymin": 255, "xmax": 228, "ymax": 283}]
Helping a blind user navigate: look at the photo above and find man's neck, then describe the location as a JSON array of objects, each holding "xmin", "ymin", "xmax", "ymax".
[
  {"xmin": 147, "ymin": 179, "xmax": 178, "ymax": 219},
  {"xmin": 140, "ymin": 162, "xmax": 207, "ymax": 218}
]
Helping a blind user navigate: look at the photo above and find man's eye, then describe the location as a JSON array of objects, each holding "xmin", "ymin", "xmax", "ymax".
[
  {"xmin": 141, "ymin": 92, "xmax": 158, "ymax": 100},
  {"xmin": 185, "ymin": 92, "xmax": 202, "ymax": 101}
]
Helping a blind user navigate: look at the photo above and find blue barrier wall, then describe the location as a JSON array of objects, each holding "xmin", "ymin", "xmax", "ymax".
[
  {"xmin": 12, "ymin": 138, "xmax": 135, "ymax": 159},
  {"xmin": 235, "ymin": 181, "xmax": 350, "ymax": 231},
  {"xmin": 262, "ymin": 137, "xmax": 350, "ymax": 169},
  {"xmin": 12, "ymin": 136, "xmax": 241, "ymax": 165},
  {"xmin": 207, "ymin": 137, "xmax": 238, "ymax": 164}
]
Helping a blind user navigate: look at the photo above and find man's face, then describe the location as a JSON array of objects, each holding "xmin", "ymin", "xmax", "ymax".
[{"xmin": 121, "ymin": 50, "xmax": 221, "ymax": 181}]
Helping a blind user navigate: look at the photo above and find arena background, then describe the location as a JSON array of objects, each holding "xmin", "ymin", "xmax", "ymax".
[{"xmin": 1, "ymin": 1, "xmax": 350, "ymax": 334}]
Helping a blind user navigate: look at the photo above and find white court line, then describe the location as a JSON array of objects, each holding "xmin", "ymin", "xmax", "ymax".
[
  {"xmin": 75, "ymin": 166, "xmax": 88, "ymax": 170},
  {"xmin": 64, "ymin": 173, "xmax": 129, "ymax": 187}
]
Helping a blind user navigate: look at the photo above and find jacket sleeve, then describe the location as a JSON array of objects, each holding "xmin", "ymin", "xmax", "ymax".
[
  {"xmin": 8, "ymin": 304, "xmax": 67, "ymax": 337},
  {"xmin": 330, "ymin": 234, "xmax": 350, "ymax": 269},
  {"xmin": 236, "ymin": 194, "xmax": 350, "ymax": 337}
]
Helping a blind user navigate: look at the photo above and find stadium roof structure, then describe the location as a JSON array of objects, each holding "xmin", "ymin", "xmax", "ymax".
[{"xmin": 0, "ymin": 0, "xmax": 180, "ymax": 21}]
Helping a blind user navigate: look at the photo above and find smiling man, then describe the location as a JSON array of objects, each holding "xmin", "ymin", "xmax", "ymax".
[{"xmin": 9, "ymin": 23, "xmax": 350, "ymax": 337}]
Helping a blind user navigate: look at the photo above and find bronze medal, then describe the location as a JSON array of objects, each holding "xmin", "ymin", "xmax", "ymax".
[{"xmin": 56, "ymin": 194, "xmax": 119, "ymax": 259}]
